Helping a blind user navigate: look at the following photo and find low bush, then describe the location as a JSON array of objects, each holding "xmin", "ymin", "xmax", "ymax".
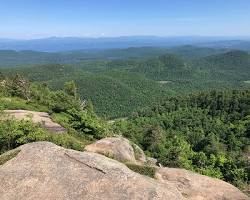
[
  {"xmin": 0, "ymin": 118, "xmax": 84, "ymax": 154},
  {"xmin": 125, "ymin": 163, "xmax": 156, "ymax": 178}
]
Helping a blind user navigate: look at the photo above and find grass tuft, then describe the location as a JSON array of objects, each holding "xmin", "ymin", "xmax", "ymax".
[{"xmin": 0, "ymin": 149, "xmax": 21, "ymax": 165}]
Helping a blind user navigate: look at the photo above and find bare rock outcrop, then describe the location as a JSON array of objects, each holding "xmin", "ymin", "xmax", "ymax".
[
  {"xmin": 0, "ymin": 142, "xmax": 248, "ymax": 200},
  {"xmin": 156, "ymin": 167, "xmax": 249, "ymax": 200},
  {"xmin": 4, "ymin": 110, "xmax": 66, "ymax": 133},
  {"xmin": 0, "ymin": 142, "xmax": 184, "ymax": 200},
  {"xmin": 84, "ymin": 137, "xmax": 146, "ymax": 164}
]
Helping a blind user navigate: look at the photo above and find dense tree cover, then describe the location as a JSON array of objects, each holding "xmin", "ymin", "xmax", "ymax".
[
  {"xmin": 1, "ymin": 50, "xmax": 250, "ymax": 118},
  {"xmin": 167, "ymin": 45, "xmax": 229, "ymax": 59},
  {"xmin": 205, "ymin": 50, "xmax": 250, "ymax": 71},
  {"xmin": 0, "ymin": 46, "xmax": 231, "ymax": 68},
  {"xmin": 114, "ymin": 90, "xmax": 250, "ymax": 189},
  {"xmin": 2, "ymin": 65, "xmax": 173, "ymax": 118},
  {"xmin": 129, "ymin": 51, "xmax": 250, "ymax": 82},
  {"xmin": 0, "ymin": 74, "xmax": 110, "ymax": 154}
]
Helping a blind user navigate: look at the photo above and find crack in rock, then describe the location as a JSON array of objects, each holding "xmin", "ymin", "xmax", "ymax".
[{"xmin": 64, "ymin": 152, "xmax": 107, "ymax": 174}]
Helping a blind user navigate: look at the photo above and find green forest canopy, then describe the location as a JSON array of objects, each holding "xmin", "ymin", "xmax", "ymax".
[
  {"xmin": 114, "ymin": 90, "xmax": 250, "ymax": 189},
  {"xmin": 2, "ymin": 50, "xmax": 250, "ymax": 118}
]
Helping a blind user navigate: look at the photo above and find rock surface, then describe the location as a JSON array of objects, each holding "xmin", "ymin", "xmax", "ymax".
[
  {"xmin": 0, "ymin": 142, "xmax": 249, "ymax": 200},
  {"xmin": 4, "ymin": 110, "xmax": 66, "ymax": 133},
  {"xmin": 0, "ymin": 142, "xmax": 183, "ymax": 200},
  {"xmin": 84, "ymin": 137, "xmax": 146, "ymax": 163},
  {"xmin": 156, "ymin": 167, "xmax": 249, "ymax": 200}
]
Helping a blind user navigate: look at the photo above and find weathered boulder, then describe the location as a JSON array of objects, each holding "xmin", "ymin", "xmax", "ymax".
[
  {"xmin": 0, "ymin": 142, "xmax": 183, "ymax": 200},
  {"xmin": 156, "ymin": 167, "xmax": 249, "ymax": 200},
  {"xmin": 85, "ymin": 137, "xmax": 146, "ymax": 163},
  {"xmin": 4, "ymin": 110, "xmax": 66, "ymax": 133}
]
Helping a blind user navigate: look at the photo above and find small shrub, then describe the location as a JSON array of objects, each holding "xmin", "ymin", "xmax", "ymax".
[
  {"xmin": 125, "ymin": 163, "xmax": 156, "ymax": 178},
  {"xmin": 0, "ymin": 118, "xmax": 85, "ymax": 153},
  {"xmin": 47, "ymin": 133, "xmax": 84, "ymax": 151}
]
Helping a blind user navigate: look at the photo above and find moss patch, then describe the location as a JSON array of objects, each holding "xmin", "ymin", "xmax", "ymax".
[
  {"xmin": 0, "ymin": 149, "xmax": 21, "ymax": 165},
  {"xmin": 125, "ymin": 163, "xmax": 156, "ymax": 178}
]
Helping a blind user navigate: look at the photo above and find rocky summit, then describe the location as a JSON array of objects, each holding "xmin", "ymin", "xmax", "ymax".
[{"xmin": 0, "ymin": 142, "xmax": 248, "ymax": 200}]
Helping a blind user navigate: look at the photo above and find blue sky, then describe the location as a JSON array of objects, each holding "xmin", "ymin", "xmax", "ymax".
[{"xmin": 1, "ymin": 0, "xmax": 250, "ymax": 39}]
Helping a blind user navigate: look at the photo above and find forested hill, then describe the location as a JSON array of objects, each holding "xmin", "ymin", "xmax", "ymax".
[
  {"xmin": 1, "ymin": 64, "xmax": 172, "ymax": 118},
  {"xmin": 205, "ymin": 50, "xmax": 250, "ymax": 71},
  {"xmin": 0, "ymin": 45, "xmax": 239, "ymax": 68},
  {"xmin": 1, "ymin": 49, "xmax": 250, "ymax": 118},
  {"xmin": 130, "ymin": 50, "xmax": 250, "ymax": 81},
  {"xmin": 0, "ymin": 48, "xmax": 170, "ymax": 67}
]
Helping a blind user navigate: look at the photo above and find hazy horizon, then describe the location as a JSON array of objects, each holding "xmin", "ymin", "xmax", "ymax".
[
  {"xmin": 1, "ymin": 35, "xmax": 250, "ymax": 41},
  {"xmin": 1, "ymin": 0, "xmax": 250, "ymax": 39}
]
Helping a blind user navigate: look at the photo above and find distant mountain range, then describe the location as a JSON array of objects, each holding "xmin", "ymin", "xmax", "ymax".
[
  {"xmin": 0, "ymin": 46, "xmax": 229, "ymax": 67},
  {"xmin": 0, "ymin": 36, "xmax": 250, "ymax": 52}
]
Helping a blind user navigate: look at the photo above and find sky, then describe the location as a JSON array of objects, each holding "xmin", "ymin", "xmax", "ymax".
[{"xmin": 0, "ymin": 0, "xmax": 250, "ymax": 39}]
